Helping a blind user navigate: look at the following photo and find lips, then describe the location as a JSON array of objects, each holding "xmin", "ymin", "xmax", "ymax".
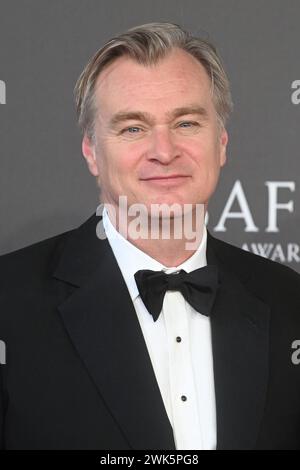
[
  {"xmin": 141, "ymin": 175, "xmax": 189, "ymax": 180},
  {"xmin": 140, "ymin": 175, "xmax": 190, "ymax": 188}
]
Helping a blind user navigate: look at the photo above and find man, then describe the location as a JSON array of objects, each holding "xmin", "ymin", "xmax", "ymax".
[{"xmin": 0, "ymin": 22, "xmax": 299, "ymax": 450}]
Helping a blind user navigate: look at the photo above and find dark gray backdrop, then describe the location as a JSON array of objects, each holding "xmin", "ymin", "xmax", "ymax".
[{"xmin": 0, "ymin": 0, "xmax": 299, "ymax": 272}]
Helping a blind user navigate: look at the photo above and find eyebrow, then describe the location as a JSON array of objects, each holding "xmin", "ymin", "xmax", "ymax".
[{"xmin": 109, "ymin": 105, "xmax": 209, "ymax": 128}]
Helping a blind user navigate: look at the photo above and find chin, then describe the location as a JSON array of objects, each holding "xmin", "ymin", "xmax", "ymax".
[{"xmin": 143, "ymin": 199, "xmax": 193, "ymax": 218}]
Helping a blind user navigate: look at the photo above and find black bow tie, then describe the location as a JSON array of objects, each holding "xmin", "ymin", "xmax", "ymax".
[{"xmin": 134, "ymin": 265, "xmax": 219, "ymax": 322}]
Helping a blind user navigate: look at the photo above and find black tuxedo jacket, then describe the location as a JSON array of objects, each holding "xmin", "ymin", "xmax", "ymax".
[{"xmin": 0, "ymin": 212, "xmax": 299, "ymax": 450}]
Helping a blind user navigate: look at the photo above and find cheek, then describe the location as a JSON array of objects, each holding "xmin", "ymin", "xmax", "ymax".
[
  {"xmin": 189, "ymin": 136, "xmax": 222, "ymax": 166},
  {"xmin": 186, "ymin": 141, "xmax": 222, "ymax": 189},
  {"xmin": 185, "ymin": 141, "xmax": 214, "ymax": 168},
  {"xmin": 113, "ymin": 143, "xmax": 143, "ymax": 176},
  {"xmin": 101, "ymin": 145, "xmax": 139, "ymax": 190}
]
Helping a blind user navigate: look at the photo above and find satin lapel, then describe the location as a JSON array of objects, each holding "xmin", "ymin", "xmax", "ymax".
[
  {"xmin": 207, "ymin": 233, "xmax": 270, "ymax": 450},
  {"xmin": 53, "ymin": 214, "xmax": 175, "ymax": 450}
]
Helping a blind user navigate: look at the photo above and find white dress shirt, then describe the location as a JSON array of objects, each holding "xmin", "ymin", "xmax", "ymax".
[{"xmin": 101, "ymin": 206, "xmax": 217, "ymax": 450}]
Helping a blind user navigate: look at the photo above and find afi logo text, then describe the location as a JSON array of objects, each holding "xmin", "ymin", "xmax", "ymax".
[{"xmin": 210, "ymin": 180, "xmax": 295, "ymax": 233}]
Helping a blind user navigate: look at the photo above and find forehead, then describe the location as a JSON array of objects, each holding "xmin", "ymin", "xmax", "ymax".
[{"xmin": 94, "ymin": 48, "xmax": 213, "ymax": 116}]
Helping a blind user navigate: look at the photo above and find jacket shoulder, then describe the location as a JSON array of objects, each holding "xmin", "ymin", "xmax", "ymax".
[
  {"xmin": 0, "ymin": 228, "xmax": 75, "ymax": 290},
  {"xmin": 209, "ymin": 233, "xmax": 300, "ymax": 290}
]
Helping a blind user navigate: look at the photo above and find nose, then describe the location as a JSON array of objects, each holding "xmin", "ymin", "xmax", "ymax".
[{"xmin": 147, "ymin": 127, "xmax": 180, "ymax": 164}]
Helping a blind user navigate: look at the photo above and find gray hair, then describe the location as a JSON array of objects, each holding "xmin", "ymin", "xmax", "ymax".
[{"xmin": 74, "ymin": 22, "xmax": 233, "ymax": 141}]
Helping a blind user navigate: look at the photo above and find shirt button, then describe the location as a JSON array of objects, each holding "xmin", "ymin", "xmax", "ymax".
[
  {"xmin": 176, "ymin": 336, "xmax": 182, "ymax": 343},
  {"xmin": 181, "ymin": 395, "xmax": 187, "ymax": 402}
]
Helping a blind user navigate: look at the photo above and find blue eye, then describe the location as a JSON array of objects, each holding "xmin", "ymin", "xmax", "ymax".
[
  {"xmin": 179, "ymin": 121, "xmax": 195, "ymax": 127},
  {"xmin": 123, "ymin": 127, "xmax": 141, "ymax": 133}
]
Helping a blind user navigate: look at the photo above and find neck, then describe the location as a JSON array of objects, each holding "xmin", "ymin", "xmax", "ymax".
[
  {"xmin": 104, "ymin": 203, "xmax": 206, "ymax": 267},
  {"xmin": 124, "ymin": 236, "xmax": 203, "ymax": 267}
]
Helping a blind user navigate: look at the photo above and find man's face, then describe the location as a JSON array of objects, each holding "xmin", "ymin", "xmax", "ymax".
[{"xmin": 82, "ymin": 48, "xmax": 228, "ymax": 216}]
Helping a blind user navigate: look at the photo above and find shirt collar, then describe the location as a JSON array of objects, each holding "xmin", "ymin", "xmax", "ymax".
[{"xmin": 101, "ymin": 205, "xmax": 208, "ymax": 302}]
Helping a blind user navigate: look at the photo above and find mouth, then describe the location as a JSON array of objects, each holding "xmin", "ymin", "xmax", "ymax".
[
  {"xmin": 141, "ymin": 174, "xmax": 189, "ymax": 180},
  {"xmin": 141, "ymin": 175, "xmax": 189, "ymax": 182},
  {"xmin": 140, "ymin": 175, "xmax": 190, "ymax": 187}
]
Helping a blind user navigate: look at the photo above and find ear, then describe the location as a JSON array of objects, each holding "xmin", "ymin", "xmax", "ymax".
[
  {"xmin": 82, "ymin": 134, "xmax": 99, "ymax": 177},
  {"xmin": 219, "ymin": 128, "xmax": 228, "ymax": 167}
]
